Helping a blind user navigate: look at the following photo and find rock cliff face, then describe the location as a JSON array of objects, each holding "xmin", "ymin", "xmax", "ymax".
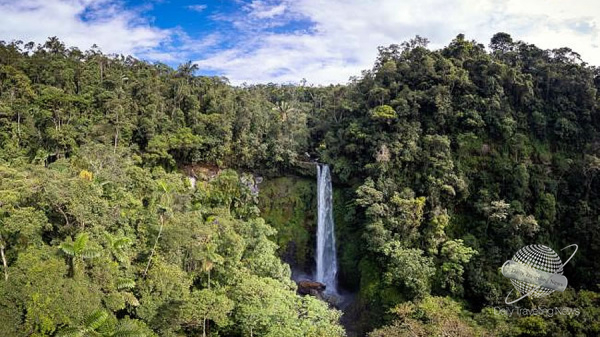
[
  {"xmin": 258, "ymin": 175, "xmax": 362, "ymax": 290},
  {"xmin": 258, "ymin": 176, "xmax": 317, "ymax": 273}
]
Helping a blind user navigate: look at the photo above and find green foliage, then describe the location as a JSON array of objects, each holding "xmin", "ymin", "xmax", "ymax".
[
  {"xmin": 258, "ymin": 177, "xmax": 316, "ymax": 270},
  {"xmin": 1, "ymin": 33, "xmax": 600, "ymax": 337},
  {"xmin": 382, "ymin": 244, "xmax": 435, "ymax": 299},
  {"xmin": 60, "ymin": 233, "xmax": 100, "ymax": 259},
  {"xmin": 228, "ymin": 274, "xmax": 345, "ymax": 337},
  {"xmin": 369, "ymin": 296, "xmax": 483, "ymax": 337},
  {"xmin": 57, "ymin": 309, "xmax": 149, "ymax": 337},
  {"xmin": 370, "ymin": 105, "xmax": 397, "ymax": 120},
  {"xmin": 0, "ymin": 157, "xmax": 343, "ymax": 336}
]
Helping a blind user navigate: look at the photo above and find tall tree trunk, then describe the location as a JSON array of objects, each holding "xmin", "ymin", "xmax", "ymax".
[
  {"xmin": 143, "ymin": 214, "xmax": 164, "ymax": 277},
  {"xmin": 17, "ymin": 111, "xmax": 21, "ymax": 140},
  {"xmin": 1, "ymin": 242, "xmax": 8, "ymax": 281},
  {"xmin": 99, "ymin": 60, "xmax": 104, "ymax": 83},
  {"xmin": 114, "ymin": 110, "xmax": 119, "ymax": 154}
]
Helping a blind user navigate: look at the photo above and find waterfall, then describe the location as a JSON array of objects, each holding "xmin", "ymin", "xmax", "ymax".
[{"xmin": 316, "ymin": 164, "xmax": 338, "ymax": 294}]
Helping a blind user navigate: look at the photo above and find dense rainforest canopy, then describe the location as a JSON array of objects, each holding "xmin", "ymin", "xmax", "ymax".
[{"xmin": 0, "ymin": 33, "xmax": 599, "ymax": 336}]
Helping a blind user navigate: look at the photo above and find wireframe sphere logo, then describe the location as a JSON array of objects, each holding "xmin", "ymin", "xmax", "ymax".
[{"xmin": 501, "ymin": 244, "xmax": 578, "ymax": 304}]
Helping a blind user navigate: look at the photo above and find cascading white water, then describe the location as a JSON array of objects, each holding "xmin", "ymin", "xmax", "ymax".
[{"xmin": 316, "ymin": 164, "xmax": 338, "ymax": 294}]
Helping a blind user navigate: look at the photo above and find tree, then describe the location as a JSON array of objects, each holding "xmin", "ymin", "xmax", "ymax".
[
  {"xmin": 490, "ymin": 32, "xmax": 514, "ymax": 54},
  {"xmin": 382, "ymin": 244, "xmax": 435, "ymax": 300},
  {"xmin": 198, "ymin": 241, "xmax": 223, "ymax": 289},
  {"xmin": 180, "ymin": 288, "xmax": 233, "ymax": 337},
  {"xmin": 583, "ymin": 154, "xmax": 600, "ymax": 199},
  {"xmin": 369, "ymin": 296, "xmax": 482, "ymax": 337},
  {"xmin": 104, "ymin": 232, "xmax": 132, "ymax": 265},
  {"xmin": 1, "ymin": 34, "xmax": 600, "ymax": 337},
  {"xmin": 57, "ymin": 310, "xmax": 147, "ymax": 337},
  {"xmin": 0, "ymin": 207, "xmax": 50, "ymax": 281},
  {"xmin": 436, "ymin": 240, "xmax": 477, "ymax": 295},
  {"xmin": 370, "ymin": 104, "xmax": 397, "ymax": 121},
  {"xmin": 59, "ymin": 233, "xmax": 101, "ymax": 277},
  {"xmin": 143, "ymin": 179, "xmax": 173, "ymax": 278}
]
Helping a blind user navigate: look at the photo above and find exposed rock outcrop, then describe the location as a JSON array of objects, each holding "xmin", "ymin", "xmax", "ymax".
[{"xmin": 297, "ymin": 280, "xmax": 326, "ymax": 299}]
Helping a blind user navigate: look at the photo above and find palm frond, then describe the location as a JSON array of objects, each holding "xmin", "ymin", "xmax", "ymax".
[
  {"xmin": 59, "ymin": 243, "xmax": 76, "ymax": 257},
  {"xmin": 84, "ymin": 309, "xmax": 108, "ymax": 331},
  {"xmin": 116, "ymin": 278, "xmax": 135, "ymax": 290},
  {"xmin": 56, "ymin": 327, "xmax": 84, "ymax": 337},
  {"xmin": 121, "ymin": 292, "xmax": 140, "ymax": 307},
  {"xmin": 111, "ymin": 330, "xmax": 145, "ymax": 337},
  {"xmin": 112, "ymin": 321, "xmax": 145, "ymax": 337},
  {"xmin": 103, "ymin": 232, "xmax": 115, "ymax": 246},
  {"xmin": 74, "ymin": 233, "xmax": 90, "ymax": 253},
  {"xmin": 113, "ymin": 237, "xmax": 132, "ymax": 249},
  {"xmin": 80, "ymin": 249, "xmax": 101, "ymax": 259}
]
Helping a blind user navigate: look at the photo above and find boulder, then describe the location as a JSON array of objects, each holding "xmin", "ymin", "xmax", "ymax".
[{"xmin": 297, "ymin": 280, "xmax": 326, "ymax": 296}]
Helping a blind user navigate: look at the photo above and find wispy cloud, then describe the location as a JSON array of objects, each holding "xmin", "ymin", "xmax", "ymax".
[
  {"xmin": 187, "ymin": 4, "xmax": 207, "ymax": 13},
  {"xmin": 194, "ymin": 0, "xmax": 600, "ymax": 84},
  {"xmin": 0, "ymin": 0, "xmax": 598, "ymax": 84},
  {"xmin": 246, "ymin": 0, "xmax": 287, "ymax": 19},
  {"xmin": 0, "ymin": 0, "xmax": 172, "ymax": 57},
  {"xmin": 0, "ymin": 0, "xmax": 221, "ymax": 63}
]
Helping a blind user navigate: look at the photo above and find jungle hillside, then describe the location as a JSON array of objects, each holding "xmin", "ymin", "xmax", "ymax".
[{"xmin": 1, "ymin": 33, "xmax": 600, "ymax": 336}]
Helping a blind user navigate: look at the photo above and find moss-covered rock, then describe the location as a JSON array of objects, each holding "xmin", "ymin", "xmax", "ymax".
[
  {"xmin": 258, "ymin": 175, "xmax": 362, "ymax": 291},
  {"xmin": 332, "ymin": 187, "xmax": 362, "ymax": 290},
  {"xmin": 259, "ymin": 176, "xmax": 317, "ymax": 273}
]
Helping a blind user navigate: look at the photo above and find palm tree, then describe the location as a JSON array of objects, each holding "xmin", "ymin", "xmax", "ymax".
[
  {"xmin": 59, "ymin": 233, "xmax": 100, "ymax": 277},
  {"xmin": 199, "ymin": 242, "xmax": 223, "ymax": 289},
  {"xmin": 57, "ymin": 310, "xmax": 146, "ymax": 337},
  {"xmin": 272, "ymin": 101, "xmax": 297, "ymax": 122},
  {"xmin": 143, "ymin": 180, "xmax": 173, "ymax": 277},
  {"xmin": 116, "ymin": 277, "xmax": 140, "ymax": 308},
  {"xmin": 104, "ymin": 232, "xmax": 132, "ymax": 264},
  {"xmin": 0, "ymin": 235, "xmax": 8, "ymax": 281},
  {"xmin": 176, "ymin": 61, "xmax": 199, "ymax": 79}
]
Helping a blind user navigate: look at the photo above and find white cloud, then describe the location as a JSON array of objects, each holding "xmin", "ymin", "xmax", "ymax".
[
  {"xmin": 0, "ymin": 0, "xmax": 172, "ymax": 58},
  {"xmin": 194, "ymin": 0, "xmax": 600, "ymax": 84},
  {"xmin": 188, "ymin": 4, "xmax": 207, "ymax": 13},
  {"xmin": 0, "ymin": 0, "xmax": 598, "ymax": 84},
  {"xmin": 246, "ymin": 1, "xmax": 287, "ymax": 19}
]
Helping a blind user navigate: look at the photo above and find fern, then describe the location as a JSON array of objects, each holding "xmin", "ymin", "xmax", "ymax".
[
  {"xmin": 57, "ymin": 310, "xmax": 121, "ymax": 337},
  {"xmin": 84, "ymin": 310, "xmax": 109, "ymax": 330},
  {"xmin": 56, "ymin": 327, "xmax": 84, "ymax": 337},
  {"xmin": 116, "ymin": 278, "xmax": 135, "ymax": 290},
  {"xmin": 104, "ymin": 232, "xmax": 115, "ymax": 246}
]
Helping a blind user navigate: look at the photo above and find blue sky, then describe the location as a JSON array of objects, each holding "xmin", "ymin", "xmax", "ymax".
[{"xmin": 0, "ymin": 0, "xmax": 599, "ymax": 84}]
